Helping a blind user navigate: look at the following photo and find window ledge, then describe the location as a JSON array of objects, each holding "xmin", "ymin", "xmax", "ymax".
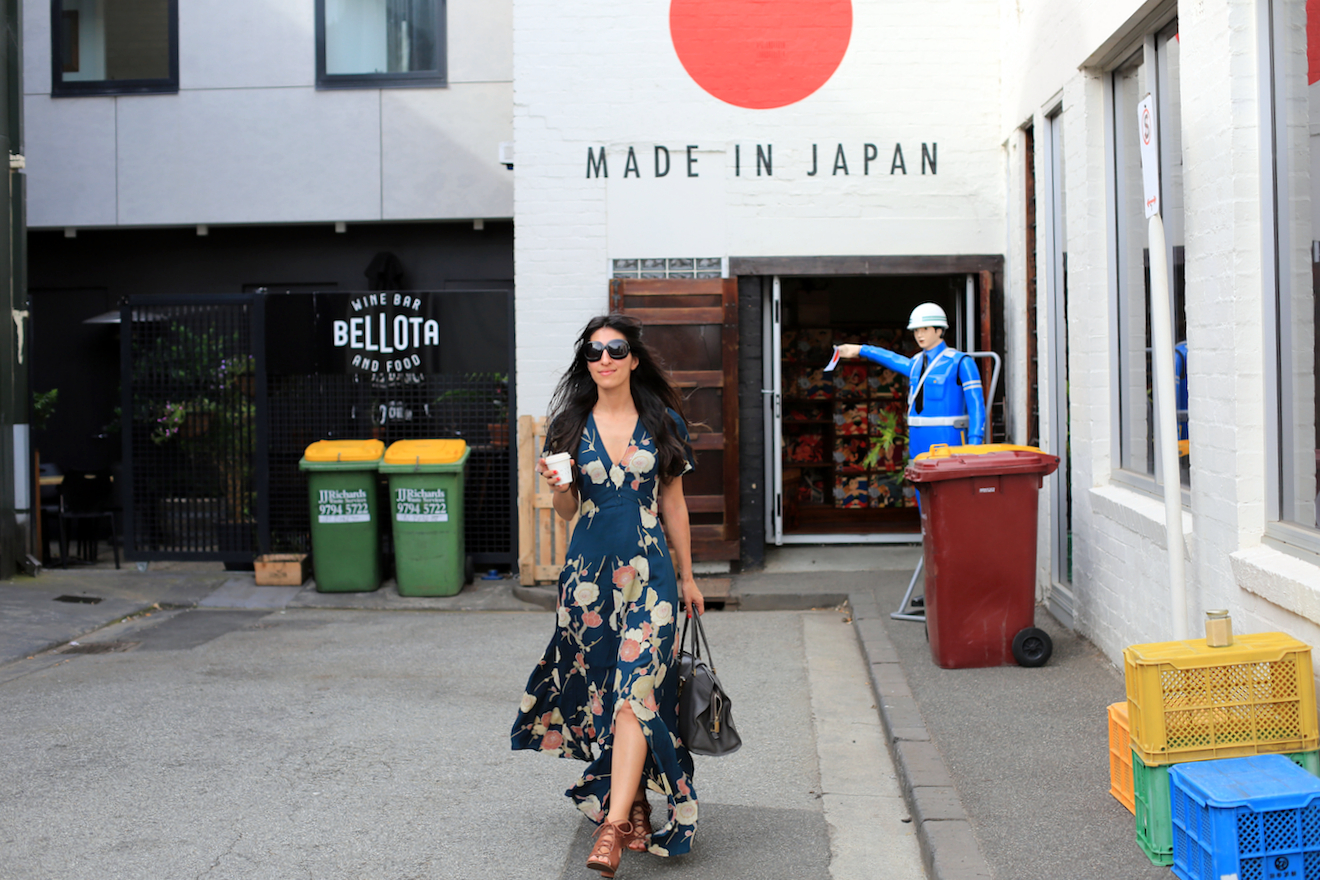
[
  {"xmin": 1089, "ymin": 484, "xmax": 1193, "ymax": 555},
  {"xmin": 1230, "ymin": 545, "xmax": 1320, "ymax": 624},
  {"xmin": 316, "ymin": 76, "xmax": 447, "ymax": 91}
]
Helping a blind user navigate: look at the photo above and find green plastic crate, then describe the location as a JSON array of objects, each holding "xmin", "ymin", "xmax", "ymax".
[{"xmin": 1132, "ymin": 748, "xmax": 1319, "ymax": 866}]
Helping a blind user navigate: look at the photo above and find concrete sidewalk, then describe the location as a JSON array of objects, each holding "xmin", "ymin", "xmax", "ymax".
[{"xmin": 0, "ymin": 547, "xmax": 1157, "ymax": 879}]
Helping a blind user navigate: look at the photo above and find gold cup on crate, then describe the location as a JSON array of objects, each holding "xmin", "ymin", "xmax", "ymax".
[{"xmin": 1205, "ymin": 610, "xmax": 1233, "ymax": 648}]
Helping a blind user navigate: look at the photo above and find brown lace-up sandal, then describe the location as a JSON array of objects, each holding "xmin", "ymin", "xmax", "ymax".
[
  {"xmin": 626, "ymin": 798, "xmax": 652, "ymax": 852},
  {"xmin": 586, "ymin": 819, "xmax": 633, "ymax": 878}
]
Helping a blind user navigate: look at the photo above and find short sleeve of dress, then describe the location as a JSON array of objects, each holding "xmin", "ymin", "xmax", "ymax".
[{"xmin": 668, "ymin": 408, "xmax": 695, "ymax": 475}]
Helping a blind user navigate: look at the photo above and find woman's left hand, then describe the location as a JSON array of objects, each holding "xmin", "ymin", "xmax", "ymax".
[{"xmin": 681, "ymin": 576, "xmax": 705, "ymax": 617}]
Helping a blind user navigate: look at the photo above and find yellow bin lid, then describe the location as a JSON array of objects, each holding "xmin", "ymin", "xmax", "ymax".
[
  {"xmin": 303, "ymin": 439, "xmax": 385, "ymax": 462},
  {"xmin": 384, "ymin": 439, "xmax": 468, "ymax": 466},
  {"xmin": 913, "ymin": 443, "xmax": 1043, "ymax": 460}
]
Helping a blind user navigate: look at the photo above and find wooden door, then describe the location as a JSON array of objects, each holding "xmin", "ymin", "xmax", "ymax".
[{"xmin": 609, "ymin": 278, "xmax": 740, "ymax": 561}]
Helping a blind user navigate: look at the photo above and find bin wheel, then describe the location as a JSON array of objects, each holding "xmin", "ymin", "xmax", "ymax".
[
  {"xmin": 1012, "ymin": 627, "xmax": 1053, "ymax": 667},
  {"xmin": 465, "ymin": 555, "xmax": 475, "ymax": 585}
]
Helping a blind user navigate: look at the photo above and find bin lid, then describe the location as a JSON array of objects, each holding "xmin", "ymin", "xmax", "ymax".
[
  {"xmin": 383, "ymin": 439, "xmax": 468, "ymax": 466},
  {"xmin": 905, "ymin": 443, "xmax": 1059, "ymax": 483},
  {"xmin": 302, "ymin": 439, "xmax": 385, "ymax": 462}
]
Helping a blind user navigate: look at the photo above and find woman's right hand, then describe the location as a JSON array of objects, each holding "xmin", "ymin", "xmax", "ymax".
[
  {"xmin": 836, "ymin": 344, "xmax": 862, "ymax": 359},
  {"xmin": 537, "ymin": 457, "xmax": 575, "ymax": 494}
]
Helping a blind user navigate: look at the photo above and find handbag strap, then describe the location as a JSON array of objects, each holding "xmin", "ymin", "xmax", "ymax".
[
  {"xmin": 680, "ymin": 613, "xmax": 698, "ymax": 662},
  {"xmin": 680, "ymin": 612, "xmax": 716, "ymax": 673}
]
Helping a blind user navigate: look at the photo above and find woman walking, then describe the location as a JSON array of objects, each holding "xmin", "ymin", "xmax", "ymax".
[{"xmin": 511, "ymin": 315, "xmax": 704, "ymax": 878}]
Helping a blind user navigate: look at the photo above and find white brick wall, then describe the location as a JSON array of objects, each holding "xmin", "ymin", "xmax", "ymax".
[
  {"xmin": 515, "ymin": 0, "xmax": 1320, "ymax": 664},
  {"xmin": 999, "ymin": 0, "xmax": 1320, "ymax": 671},
  {"xmin": 514, "ymin": 0, "xmax": 1006, "ymax": 416}
]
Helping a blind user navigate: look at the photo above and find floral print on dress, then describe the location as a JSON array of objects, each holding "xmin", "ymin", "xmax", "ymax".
[{"xmin": 511, "ymin": 409, "xmax": 697, "ymax": 856}]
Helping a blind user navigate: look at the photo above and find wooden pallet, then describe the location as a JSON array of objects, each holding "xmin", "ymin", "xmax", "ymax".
[{"xmin": 517, "ymin": 415, "xmax": 578, "ymax": 585}]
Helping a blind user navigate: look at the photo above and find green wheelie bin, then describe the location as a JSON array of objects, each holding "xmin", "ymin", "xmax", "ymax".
[
  {"xmin": 380, "ymin": 439, "xmax": 470, "ymax": 597},
  {"xmin": 299, "ymin": 439, "xmax": 385, "ymax": 592}
]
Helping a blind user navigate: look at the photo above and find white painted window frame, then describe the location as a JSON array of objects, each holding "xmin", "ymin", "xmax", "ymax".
[{"xmin": 1261, "ymin": 0, "xmax": 1320, "ymax": 562}]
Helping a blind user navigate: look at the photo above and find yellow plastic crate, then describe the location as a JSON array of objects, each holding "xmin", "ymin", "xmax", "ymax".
[
  {"xmin": 1108, "ymin": 701, "xmax": 1135, "ymax": 813},
  {"xmin": 1124, "ymin": 632, "xmax": 1318, "ymax": 766}
]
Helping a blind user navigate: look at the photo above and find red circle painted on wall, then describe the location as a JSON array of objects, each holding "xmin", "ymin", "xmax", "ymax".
[{"xmin": 670, "ymin": 0, "xmax": 853, "ymax": 110}]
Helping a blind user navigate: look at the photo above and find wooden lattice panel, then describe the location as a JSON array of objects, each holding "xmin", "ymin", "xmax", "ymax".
[{"xmin": 517, "ymin": 415, "xmax": 578, "ymax": 585}]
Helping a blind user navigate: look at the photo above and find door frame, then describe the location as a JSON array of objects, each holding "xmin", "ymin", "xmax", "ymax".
[
  {"xmin": 1042, "ymin": 110, "xmax": 1075, "ymax": 626},
  {"xmin": 730, "ymin": 255, "xmax": 1006, "ymax": 547}
]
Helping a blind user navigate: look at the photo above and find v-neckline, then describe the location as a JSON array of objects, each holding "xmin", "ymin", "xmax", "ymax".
[{"xmin": 589, "ymin": 411, "xmax": 639, "ymax": 470}]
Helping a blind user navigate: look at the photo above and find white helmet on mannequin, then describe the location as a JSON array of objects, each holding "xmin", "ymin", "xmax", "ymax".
[{"xmin": 907, "ymin": 302, "xmax": 948, "ymax": 330}]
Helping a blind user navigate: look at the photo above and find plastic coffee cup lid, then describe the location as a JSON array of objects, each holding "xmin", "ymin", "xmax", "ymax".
[{"xmin": 544, "ymin": 452, "xmax": 572, "ymax": 463}]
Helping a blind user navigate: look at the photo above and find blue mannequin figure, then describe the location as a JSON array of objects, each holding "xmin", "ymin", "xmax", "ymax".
[
  {"xmin": 1174, "ymin": 340, "xmax": 1188, "ymax": 442},
  {"xmin": 836, "ymin": 302, "xmax": 986, "ymax": 459}
]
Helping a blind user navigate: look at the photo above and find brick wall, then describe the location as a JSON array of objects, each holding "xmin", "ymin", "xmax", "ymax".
[
  {"xmin": 1014, "ymin": 0, "xmax": 1320, "ymax": 667},
  {"xmin": 513, "ymin": 0, "xmax": 1006, "ymax": 416},
  {"xmin": 517, "ymin": 0, "xmax": 1320, "ymax": 660}
]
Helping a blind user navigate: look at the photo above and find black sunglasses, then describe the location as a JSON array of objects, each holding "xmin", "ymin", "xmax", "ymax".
[{"xmin": 583, "ymin": 339, "xmax": 631, "ymax": 362}]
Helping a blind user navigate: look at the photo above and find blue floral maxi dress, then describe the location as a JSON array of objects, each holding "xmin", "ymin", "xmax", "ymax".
[{"xmin": 511, "ymin": 411, "xmax": 698, "ymax": 856}]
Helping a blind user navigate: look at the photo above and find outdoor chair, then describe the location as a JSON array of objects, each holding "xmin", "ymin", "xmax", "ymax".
[
  {"xmin": 57, "ymin": 470, "xmax": 119, "ymax": 569},
  {"xmin": 38, "ymin": 462, "xmax": 61, "ymax": 565}
]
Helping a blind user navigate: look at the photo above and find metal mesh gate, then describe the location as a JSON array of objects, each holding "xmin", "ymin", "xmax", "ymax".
[
  {"xmin": 122, "ymin": 298, "xmax": 259, "ymax": 559},
  {"xmin": 123, "ymin": 292, "xmax": 516, "ymax": 566},
  {"xmin": 266, "ymin": 372, "xmax": 513, "ymax": 560}
]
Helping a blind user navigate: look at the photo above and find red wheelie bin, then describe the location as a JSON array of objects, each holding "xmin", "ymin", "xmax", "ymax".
[{"xmin": 905, "ymin": 444, "xmax": 1060, "ymax": 669}]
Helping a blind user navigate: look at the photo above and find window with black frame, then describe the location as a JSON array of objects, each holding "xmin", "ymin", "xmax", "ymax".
[
  {"xmin": 50, "ymin": 0, "xmax": 178, "ymax": 96},
  {"xmin": 316, "ymin": 0, "xmax": 447, "ymax": 89}
]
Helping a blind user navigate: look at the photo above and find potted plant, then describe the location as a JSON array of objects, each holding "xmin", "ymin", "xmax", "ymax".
[
  {"xmin": 487, "ymin": 373, "xmax": 510, "ymax": 447},
  {"xmin": 33, "ymin": 388, "xmax": 58, "ymax": 432},
  {"xmin": 432, "ymin": 373, "xmax": 509, "ymax": 446},
  {"xmin": 134, "ymin": 325, "xmax": 254, "ymax": 552},
  {"xmin": 862, "ymin": 408, "xmax": 909, "ymax": 472}
]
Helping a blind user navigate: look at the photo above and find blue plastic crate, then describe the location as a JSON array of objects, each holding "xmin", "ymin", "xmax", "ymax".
[
  {"xmin": 1135, "ymin": 750, "xmax": 1320, "ymax": 867},
  {"xmin": 1170, "ymin": 754, "xmax": 1320, "ymax": 880}
]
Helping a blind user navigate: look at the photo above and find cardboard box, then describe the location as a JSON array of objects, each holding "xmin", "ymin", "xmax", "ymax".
[{"xmin": 254, "ymin": 553, "xmax": 310, "ymax": 586}]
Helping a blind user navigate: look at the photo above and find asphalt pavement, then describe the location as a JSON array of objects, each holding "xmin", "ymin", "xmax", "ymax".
[{"xmin": 0, "ymin": 547, "xmax": 1160, "ymax": 880}]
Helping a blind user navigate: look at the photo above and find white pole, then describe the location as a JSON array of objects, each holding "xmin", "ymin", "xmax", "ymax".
[{"xmin": 1147, "ymin": 214, "xmax": 1188, "ymax": 639}]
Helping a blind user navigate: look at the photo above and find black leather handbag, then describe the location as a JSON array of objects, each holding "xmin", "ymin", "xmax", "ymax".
[{"xmin": 676, "ymin": 612, "xmax": 742, "ymax": 756}]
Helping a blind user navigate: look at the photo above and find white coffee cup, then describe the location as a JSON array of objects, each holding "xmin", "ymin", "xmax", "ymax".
[{"xmin": 543, "ymin": 452, "xmax": 574, "ymax": 486}]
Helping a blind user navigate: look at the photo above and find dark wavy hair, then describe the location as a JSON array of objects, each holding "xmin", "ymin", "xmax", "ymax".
[{"xmin": 543, "ymin": 315, "xmax": 694, "ymax": 480}]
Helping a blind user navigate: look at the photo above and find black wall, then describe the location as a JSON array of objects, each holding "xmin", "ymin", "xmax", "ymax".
[
  {"xmin": 29, "ymin": 221, "xmax": 514, "ymax": 473},
  {"xmin": 738, "ymin": 275, "xmax": 765, "ymax": 570}
]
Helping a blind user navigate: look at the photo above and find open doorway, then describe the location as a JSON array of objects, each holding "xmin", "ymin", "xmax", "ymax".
[{"xmin": 770, "ymin": 274, "xmax": 980, "ymax": 541}]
